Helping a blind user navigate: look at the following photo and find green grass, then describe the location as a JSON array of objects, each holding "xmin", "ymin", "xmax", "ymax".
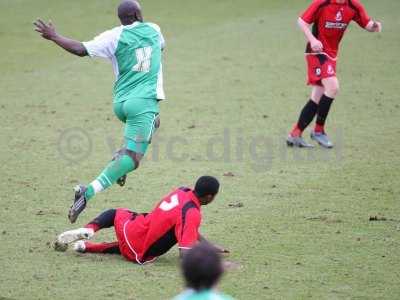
[{"xmin": 1, "ymin": 0, "xmax": 400, "ymax": 299}]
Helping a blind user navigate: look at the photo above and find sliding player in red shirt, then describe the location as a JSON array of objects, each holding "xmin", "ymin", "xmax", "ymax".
[
  {"xmin": 54, "ymin": 176, "xmax": 229, "ymax": 264},
  {"xmin": 287, "ymin": 0, "xmax": 381, "ymax": 148}
]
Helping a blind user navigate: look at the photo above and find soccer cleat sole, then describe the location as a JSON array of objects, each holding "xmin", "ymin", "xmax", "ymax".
[
  {"xmin": 53, "ymin": 241, "xmax": 69, "ymax": 252},
  {"xmin": 316, "ymin": 141, "xmax": 334, "ymax": 149},
  {"xmin": 117, "ymin": 175, "xmax": 127, "ymax": 187},
  {"xmin": 286, "ymin": 140, "xmax": 314, "ymax": 148}
]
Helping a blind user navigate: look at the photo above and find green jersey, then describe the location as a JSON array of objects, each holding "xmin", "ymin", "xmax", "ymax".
[
  {"xmin": 173, "ymin": 289, "xmax": 234, "ymax": 300},
  {"xmin": 83, "ymin": 21, "xmax": 165, "ymax": 103}
]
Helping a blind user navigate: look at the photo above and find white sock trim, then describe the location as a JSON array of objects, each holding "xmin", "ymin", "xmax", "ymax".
[
  {"xmin": 90, "ymin": 180, "xmax": 104, "ymax": 194},
  {"xmin": 100, "ymin": 174, "xmax": 112, "ymax": 187}
]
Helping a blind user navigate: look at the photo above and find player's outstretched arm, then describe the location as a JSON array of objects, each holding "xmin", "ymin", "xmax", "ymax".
[
  {"xmin": 351, "ymin": 0, "xmax": 382, "ymax": 33},
  {"xmin": 34, "ymin": 19, "xmax": 88, "ymax": 57},
  {"xmin": 297, "ymin": 17, "xmax": 323, "ymax": 52},
  {"xmin": 365, "ymin": 20, "xmax": 382, "ymax": 33}
]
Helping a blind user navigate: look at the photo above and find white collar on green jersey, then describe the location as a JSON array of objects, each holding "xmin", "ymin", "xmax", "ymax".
[{"xmin": 124, "ymin": 21, "xmax": 141, "ymax": 29}]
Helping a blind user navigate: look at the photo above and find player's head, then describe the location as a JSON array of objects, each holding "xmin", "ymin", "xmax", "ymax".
[
  {"xmin": 194, "ymin": 176, "xmax": 220, "ymax": 205},
  {"xmin": 118, "ymin": 0, "xmax": 143, "ymax": 25},
  {"xmin": 181, "ymin": 242, "xmax": 224, "ymax": 291}
]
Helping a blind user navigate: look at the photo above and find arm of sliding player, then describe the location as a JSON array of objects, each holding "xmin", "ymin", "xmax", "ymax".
[{"xmin": 198, "ymin": 234, "xmax": 230, "ymax": 254}]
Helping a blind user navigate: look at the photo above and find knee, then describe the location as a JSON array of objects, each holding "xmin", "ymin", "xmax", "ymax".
[
  {"xmin": 114, "ymin": 148, "xmax": 142, "ymax": 169},
  {"xmin": 325, "ymin": 83, "xmax": 340, "ymax": 98},
  {"xmin": 126, "ymin": 149, "xmax": 142, "ymax": 169}
]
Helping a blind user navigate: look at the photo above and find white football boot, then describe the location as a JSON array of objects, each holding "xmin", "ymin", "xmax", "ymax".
[{"xmin": 57, "ymin": 228, "xmax": 94, "ymax": 244}]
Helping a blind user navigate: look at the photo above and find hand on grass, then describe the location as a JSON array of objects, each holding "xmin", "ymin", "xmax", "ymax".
[{"xmin": 214, "ymin": 244, "xmax": 230, "ymax": 255}]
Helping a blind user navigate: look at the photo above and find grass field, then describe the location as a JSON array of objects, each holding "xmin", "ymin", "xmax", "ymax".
[{"xmin": 1, "ymin": 0, "xmax": 400, "ymax": 299}]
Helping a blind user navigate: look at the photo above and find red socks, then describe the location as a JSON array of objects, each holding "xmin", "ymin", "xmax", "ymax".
[
  {"xmin": 84, "ymin": 242, "xmax": 120, "ymax": 254},
  {"xmin": 291, "ymin": 123, "xmax": 325, "ymax": 136},
  {"xmin": 290, "ymin": 124, "xmax": 303, "ymax": 137},
  {"xmin": 85, "ymin": 223, "xmax": 100, "ymax": 232},
  {"xmin": 314, "ymin": 123, "xmax": 325, "ymax": 133}
]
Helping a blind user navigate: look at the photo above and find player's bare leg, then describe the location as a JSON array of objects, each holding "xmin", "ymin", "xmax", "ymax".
[
  {"xmin": 287, "ymin": 85, "xmax": 325, "ymax": 148},
  {"xmin": 310, "ymin": 85, "xmax": 325, "ymax": 104},
  {"xmin": 310, "ymin": 77, "xmax": 339, "ymax": 148}
]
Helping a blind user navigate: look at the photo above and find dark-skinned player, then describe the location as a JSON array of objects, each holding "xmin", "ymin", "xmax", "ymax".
[
  {"xmin": 34, "ymin": 0, "xmax": 165, "ymax": 223},
  {"xmin": 54, "ymin": 176, "xmax": 229, "ymax": 264}
]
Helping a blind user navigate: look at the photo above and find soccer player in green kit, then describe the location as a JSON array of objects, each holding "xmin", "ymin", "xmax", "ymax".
[{"xmin": 34, "ymin": 0, "xmax": 165, "ymax": 223}]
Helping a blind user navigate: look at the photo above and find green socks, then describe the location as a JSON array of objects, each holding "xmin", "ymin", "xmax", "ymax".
[{"xmin": 84, "ymin": 154, "xmax": 136, "ymax": 201}]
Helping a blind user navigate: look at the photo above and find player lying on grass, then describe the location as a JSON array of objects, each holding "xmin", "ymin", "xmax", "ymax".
[
  {"xmin": 34, "ymin": 0, "xmax": 165, "ymax": 223},
  {"xmin": 54, "ymin": 176, "xmax": 229, "ymax": 264},
  {"xmin": 287, "ymin": 0, "xmax": 381, "ymax": 148}
]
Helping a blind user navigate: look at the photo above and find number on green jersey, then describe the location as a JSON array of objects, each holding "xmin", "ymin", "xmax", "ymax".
[{"xmin": 133, "ymin": 47, "xmax": 153, "ymax": 73}]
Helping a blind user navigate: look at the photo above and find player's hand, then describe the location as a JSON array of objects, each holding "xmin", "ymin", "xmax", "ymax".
[
  {"xmin": 34, "ymin": 19, "xmax": 58, "ymax": 40},
  {"xmin": 310, "ymin": 38, "xmax": 323, "ymax": 52},
  {"xmin": 372, "ymin": 21, "xmax": 382, "ymax": 33},
  {"xmin": 214, "ymin": 244, "xmax": 230, "ymax": 255}
]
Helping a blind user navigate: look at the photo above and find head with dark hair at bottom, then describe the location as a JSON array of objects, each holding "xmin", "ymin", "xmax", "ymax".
[
  {"xmin": 117, "ymin": 0, "xmax": 143, "ymax": 25},
  {"xmin": 194, "ymin": 176, "xmax": 220, "ymax": 205},
  {"xmin": 181, "ymin": 242, "xmax": 224, "ymax": 291}
]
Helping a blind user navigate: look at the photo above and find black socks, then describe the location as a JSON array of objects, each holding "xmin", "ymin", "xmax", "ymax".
[
  {"xmin": 88, "ymin": 209, "xmax": 117, "ymax": 230},
  {"xmin": 297, "ymin": 99, "xmax": 318, "ymax": 131},
  {"xmin": 316, "ymin": 94, "xmax": 334, "ymax": 127}
]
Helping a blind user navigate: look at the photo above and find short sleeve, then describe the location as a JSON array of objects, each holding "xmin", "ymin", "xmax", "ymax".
[
  {"xmin": 300, "ymin": 0, "xmax": 326, "ymax": 24},
  {"xmin": 176, "ymin": 208, "xmax": 201, "ymax": 249},
  {"xmin": 351, "ymin": 0, "xmax": 371, "ymax": 28},
  {"xmin": 148, "ymin": 23, "xmax": 166, "ymax": 50},
  {"xmin": 83, "ymin": 26, "xmax": 122, "ymax": 59}
]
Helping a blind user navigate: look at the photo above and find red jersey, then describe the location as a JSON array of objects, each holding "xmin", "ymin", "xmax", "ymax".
[
  {"xmin": 301, "ymin": 0, "xmax": 371, "ymax": 59},
  {"xmin": 119, "ymin": 187, "xmax": 202, "ymax": 263}
]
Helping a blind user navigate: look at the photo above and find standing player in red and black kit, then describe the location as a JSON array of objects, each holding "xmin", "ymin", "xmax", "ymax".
[
  {"xmin": 54, "ymin": 176, "xmax": 229, "ymax": 264},
  {"xmin": 287, "ymin": 0, "xmax": 381, "ymax": 148}
]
